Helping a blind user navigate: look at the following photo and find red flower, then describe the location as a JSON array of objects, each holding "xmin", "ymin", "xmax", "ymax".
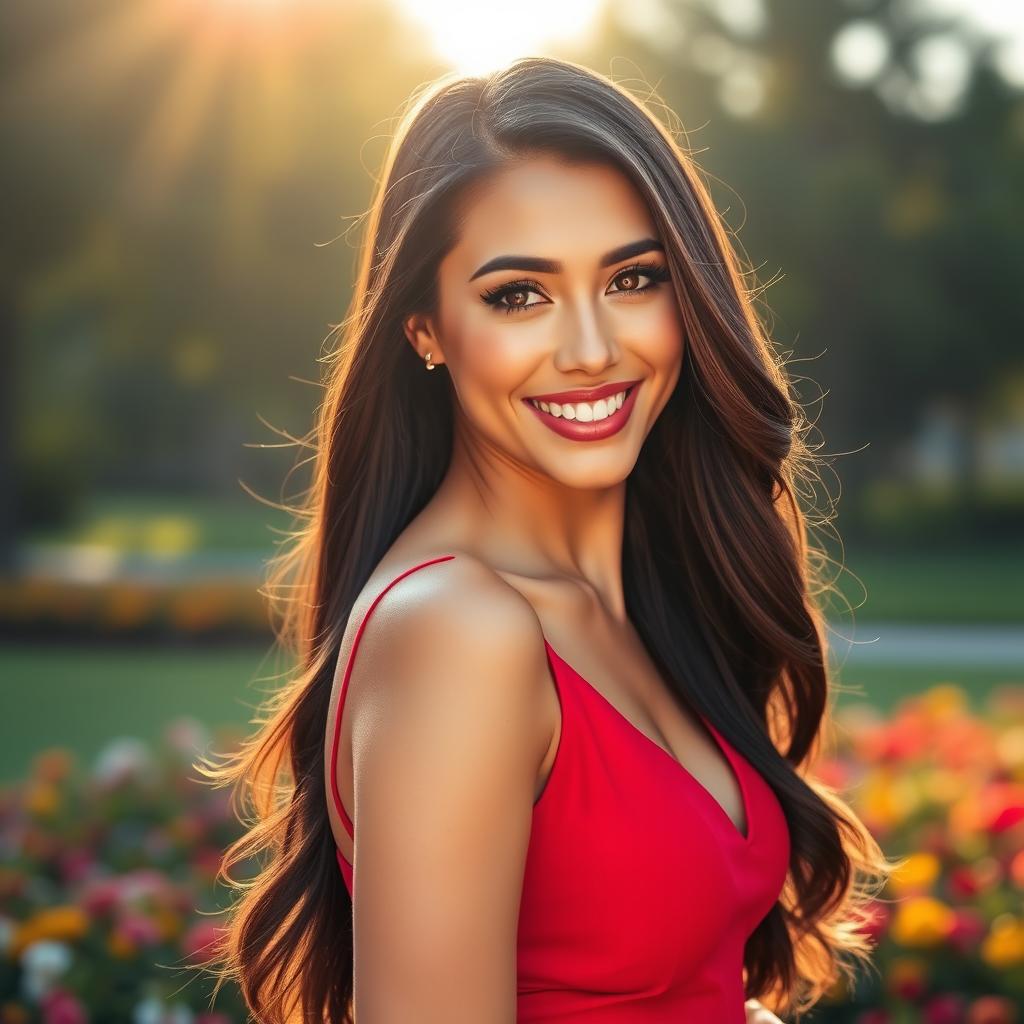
[
  {"xmin": 40, "ymin": 989, "xmax": 87, "ymax": 1024},
  {"xmin": 966, "ymin": 995, "xmax": 1018, "ymax": 1024},
  {"xmin": 80, "ymin": 878, "xmax": 120, "ymax": 916},
  {"xmin": 858, "ymin": 900, "xmax": 890, "ymax": 945},
  {"xmin": 947, "ymin": 907, "xmax": 987, "ymax": 955},
  {"xmin": 923, "ymin": 993, "xmax": 967, "ymax": 1024},
  {"xmin": 855, "ymin": 1010, "xmax": 892, "ymax": 1024}
]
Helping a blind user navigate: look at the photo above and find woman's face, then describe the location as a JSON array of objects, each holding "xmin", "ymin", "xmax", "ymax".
[{"xmin": 408, "ymin": 154, "xmax": 685, "ymax": 490}]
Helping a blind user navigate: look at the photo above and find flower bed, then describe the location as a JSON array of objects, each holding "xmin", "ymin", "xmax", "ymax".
[
  {"xmin": 1, "ymin": 684, "xmax": 1022, "ymax": 1022},
  {"xmin": 0, "ymin": 578, "xmax": 270, "ymax": 642},
  {"xmin": 814, "ymin": 683, "xmax": 1024, "ymax": 1022},
  {"xmin": 0, "ymin": 720, "xmax": 250, "ymax": 1023}
]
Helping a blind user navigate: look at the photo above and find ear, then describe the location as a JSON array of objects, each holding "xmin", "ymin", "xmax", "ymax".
[{"xmin": 403, "ymin": 312, "xmax": 446, "ymax": 368}]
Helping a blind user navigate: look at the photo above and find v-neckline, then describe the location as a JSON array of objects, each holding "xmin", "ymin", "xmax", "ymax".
[{"xmin": 542, "ymin": 637, "xmax": 754, "ymax": 846}]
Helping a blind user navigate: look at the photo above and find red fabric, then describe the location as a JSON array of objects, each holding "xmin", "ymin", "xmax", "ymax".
[{"xmin": 329, "ymin": 554, "xmax": 791, "ymax": 1022}]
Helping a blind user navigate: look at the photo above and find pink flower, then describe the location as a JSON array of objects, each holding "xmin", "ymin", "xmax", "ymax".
[
  {"xmin": 119, "ymin": 868, "xmax": 171, "ymax": 904},
  {"xmin": 80, "ymin": 878, "xmax": 121, "ymax": 916},
  {"xmin": 923, "ymin": 993, "xmax": 967, "ymax": 1024},
  {"xmin": 858, "ymin": 900, "xmax": 890, "ymax": 945},
  {"xmin": 892, "ymin": 971, "xmax": 927, "ymax": 1001},
  {"xmin": 41, "ymin": 988, "xmax": 88, "ymax": 1024},
  {"xmin": 113, "ymin": 912, "xmax": 162, "ymax": 947},
  {"xmin": 948, "ymin": 907, "xmax": 987, "ymax": 954},
  {"xmin": 182, "ymin": 921, "xmax": 225, "ymax": 964},
  {"xmin": 57, "ymin": 850, "xmax": 94, "ymax": 887}
]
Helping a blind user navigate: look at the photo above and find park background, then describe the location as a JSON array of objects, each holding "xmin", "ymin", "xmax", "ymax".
[{"xmin": 1, "ymin": 0, "xmax": 1022, "ymax": 1021}]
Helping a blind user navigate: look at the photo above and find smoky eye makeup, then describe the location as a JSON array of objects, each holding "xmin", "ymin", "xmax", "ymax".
[{"xmin": 479, "ymin": 260, "xmax": 672, "ymax": 316}]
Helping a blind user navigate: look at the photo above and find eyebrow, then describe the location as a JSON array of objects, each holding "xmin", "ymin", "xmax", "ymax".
[{"xmin": 467, "ymin": 237, "xmax": 665, "ymax": 282}]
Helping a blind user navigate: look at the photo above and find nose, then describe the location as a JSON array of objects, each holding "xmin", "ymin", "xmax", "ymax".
[{"xmin": 553, "ymin": 301, "xmax": 620, "ymax": 375}]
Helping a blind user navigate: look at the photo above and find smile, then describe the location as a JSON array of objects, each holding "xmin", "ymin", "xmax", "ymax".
[{"xmin": 522, "ymin": 383, "xmax": 641, "ymax": 442}]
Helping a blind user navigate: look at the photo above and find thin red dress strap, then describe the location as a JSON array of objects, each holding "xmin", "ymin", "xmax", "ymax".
[{"xmin": 328, "ymin": 554, "xmax": 458, "ymax": 837}]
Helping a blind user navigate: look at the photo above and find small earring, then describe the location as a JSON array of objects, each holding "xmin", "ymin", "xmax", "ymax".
[{"xmin": 424, "ymin": 351, "xmax": 436, "ymax": 371}]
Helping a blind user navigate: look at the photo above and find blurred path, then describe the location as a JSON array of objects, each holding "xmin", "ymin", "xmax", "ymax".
[{"xmin": 829, "ymin": 622, "xmax": 1023, "ymax": 666}]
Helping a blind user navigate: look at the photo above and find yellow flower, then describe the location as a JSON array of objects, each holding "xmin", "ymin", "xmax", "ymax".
[
  {"xmin": 11, "ymin": 906, "xmax": 89, "ymax": 957},
  {"xmin": 890, "ymin": 897, "xmax": 956, "ymax": 948},
  {"xmin": 981, "ymin": 914, "xmax": 1024, "ymax": 968},
  {"xmin": 861, "ymin": 769, "xmax": 919, "ymax": 829},
  {"xmin": 923, "ymin": 769, "xmax": 965, "ymax": 805},
  {"xmin": 154, "ymin": 907, "xmax": 182, "ymax": 941},
  {"xmin": 922, "ymin": 684, "xmax": 968, "ymax": 721},
  {"xmin": 888, "ymin": 852, "xmax": 941, "ymax": 896},
  {"xmin": 997, "ymin": 725, "xmax": 1024, "ymax": 770},
  {"xmin": 23, "ymin": 782, "xmax": 60, "ymax": 818},
  {"xmin": 107, "ymin": 931, "xmax": 137, "ymax": 959}
]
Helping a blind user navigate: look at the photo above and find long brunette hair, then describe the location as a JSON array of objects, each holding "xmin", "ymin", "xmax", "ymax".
[{"xmin": 196, "ymin": 55, "xmax": 896, "ymax": 1022}]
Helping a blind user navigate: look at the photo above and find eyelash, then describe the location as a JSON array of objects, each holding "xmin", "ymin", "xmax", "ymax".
[{"xmin": 479, "ymin": 261, "xmax": 672, "ymax": 316}]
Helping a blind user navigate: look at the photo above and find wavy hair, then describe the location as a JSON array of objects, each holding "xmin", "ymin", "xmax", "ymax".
[{"xmin": 195, "ymin": 55, "xmax": 897, "ymax": 1023}]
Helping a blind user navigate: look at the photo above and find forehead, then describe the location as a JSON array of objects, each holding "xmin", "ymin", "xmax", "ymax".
[{"xmin": 451, "ymin": 156, "xmax": 657, "ymax": 267}]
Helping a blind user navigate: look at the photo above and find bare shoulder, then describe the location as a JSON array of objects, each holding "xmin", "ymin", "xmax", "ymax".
[
  {"xmin": 342, "ymin": 552, "xmax": 554, "ymax": 1020},
  {"xmin": 348, "ymin": 550, "xmax": 549, "ymax": 695},
  {"xmin": 340, "ymin": 549, "xmax": 556, "ymax": 796}
]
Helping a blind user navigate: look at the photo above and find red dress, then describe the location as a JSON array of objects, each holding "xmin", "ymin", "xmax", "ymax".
[{"xmin": 328, "ymin": 554, "xmax": 791, "ymax": 1022}]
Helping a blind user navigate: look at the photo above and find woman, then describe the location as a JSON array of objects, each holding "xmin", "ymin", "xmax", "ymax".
[{"xmin": 200, "ymin": 56, "xmax": 895, "ymax": 1023}]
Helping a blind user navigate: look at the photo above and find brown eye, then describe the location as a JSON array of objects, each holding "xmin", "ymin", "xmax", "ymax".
[
  {"xmin": 480, "ymin": 278, "xmax": 548, "ymax": 315},
  {"xmin": 608, "ymin": 262, "xmax": 672, "ymax": 296}
]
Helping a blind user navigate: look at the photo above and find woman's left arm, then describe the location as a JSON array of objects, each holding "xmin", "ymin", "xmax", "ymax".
[{"xmin": 745, "ymin": 998, "xmax": 786, "ymax": 1023}]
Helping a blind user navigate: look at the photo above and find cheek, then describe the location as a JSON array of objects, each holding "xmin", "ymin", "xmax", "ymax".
[
  {"xmin": 623, "ymin": 298, "xmax": 685, "ymax": 369},
  {"xmin": 458, "ymin": 316, "xmax": 539, "ymax": 398}
]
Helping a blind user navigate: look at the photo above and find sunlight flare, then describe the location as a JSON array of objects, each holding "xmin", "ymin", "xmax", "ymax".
[{"xmin": 391, "ymin": 0, "xmax": 603, "ymax": 75}]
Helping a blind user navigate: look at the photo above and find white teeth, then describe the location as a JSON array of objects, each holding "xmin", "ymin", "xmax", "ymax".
[{"xmin": 531, "ymin": 389, "xmax": 629, "ymax": 421}]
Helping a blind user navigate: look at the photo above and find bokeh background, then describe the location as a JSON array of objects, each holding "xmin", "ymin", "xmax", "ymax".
[{"xmin": 2, "ymin": 0, "xmax": 1023, "ymax": 1021}]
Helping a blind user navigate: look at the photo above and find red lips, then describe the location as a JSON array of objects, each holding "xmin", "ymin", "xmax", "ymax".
[
  {"xmin": 525, "ymin": 378, "xmax": 642, "ymax": 404},
  {"xmin": 523, "ymin": 379, "xmax": 642, "ymax": 442}
]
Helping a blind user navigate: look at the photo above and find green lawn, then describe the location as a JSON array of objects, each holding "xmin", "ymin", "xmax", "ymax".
[
  {"xmin": 1, "ymin": 643, "xmax": 1018, "ymax": 784},
  {"xmin": 828, "ymin": 662, "xmax": 1020, "ymax": 714},
  {"xmin": 0, "ymin": 643, "xmax": 282, "ymax": 782},
  {"xmin": 829, "ymin": 545, "xmax": 1024, "ymax": 624}
]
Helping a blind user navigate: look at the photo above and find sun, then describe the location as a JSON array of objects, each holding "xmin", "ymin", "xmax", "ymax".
[{"xmin": 390, "ymin": 0, "xmax": 603, "ymax": 75}]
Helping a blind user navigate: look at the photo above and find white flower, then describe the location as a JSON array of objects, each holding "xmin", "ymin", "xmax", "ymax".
[
  {"xmin": 19, "ymin": 940, "xmax": 72, "ymax": 1002},
  {"xmin": 133, "ymin": 996, "xmax": 165, "ymax": 1024},
  {"xmin": 93, "ymin": 737, "xmax": 154, "ymax": 786},
  {"xmin": 132, "ymin": 997, "xmax": 195, "ymax": 1024}
]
